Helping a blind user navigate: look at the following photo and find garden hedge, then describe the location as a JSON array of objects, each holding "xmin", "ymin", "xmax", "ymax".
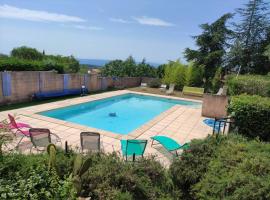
[
  {"xmin": 228, "ymin": 94, "xmax": 270, "ymax": 141},
  {"xmin": 0, "ymin": 57, "xmax": 64, "ymax": 73},
  {"xmin": 226, "ymin": 75, "xmax": 270, "ymax": 97},
  {"xmin": 1, "ymin": 135, "xmax": 270, "ymax": 199}
]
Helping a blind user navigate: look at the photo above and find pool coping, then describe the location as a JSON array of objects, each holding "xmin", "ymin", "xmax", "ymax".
[{"xmin": 21, "ymin": 90, "xmax": 203, "ymax": 139}]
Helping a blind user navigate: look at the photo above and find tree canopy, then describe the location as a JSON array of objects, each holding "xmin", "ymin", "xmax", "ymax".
[
  {"xmin": 1, "ymin": 46, "xmax": 79, "ymax": 73},
  {"xmin": 101, "ymin": 56, "xmax": 157, "ymax": 77},
  {"xmin": 184, "ymin": 13, "xmax": 233, "ymax": 87},
  {"xmin": 228, "ymin": 0, "xmax": 270, "ymax": 73}
]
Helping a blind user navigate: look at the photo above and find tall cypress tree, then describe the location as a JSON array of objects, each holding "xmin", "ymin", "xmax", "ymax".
[{"xmin": 230, "ymin": 0, "xmax": 270, "ymax": 73}]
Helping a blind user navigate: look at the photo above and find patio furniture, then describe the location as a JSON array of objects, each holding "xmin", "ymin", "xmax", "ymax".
[
  {"xmin": 166, "ymin": 84, "xmax": 175, "ymax": 95},
  {"xmin": 140, "ymin": 83, "xmax": 147, "ymax": 88},
  {"xmin": 120, "ymin": 139, "xmax": 147, "ymax": 161},
  {"xmin": 7, "ymin": 114, "xmax": 31, "ymax": 130},
  {"xmin": 29, "ymin": 128, "xmax": 52, "ymax": 152},
  {"xmin": 34, "ymin": 88, "xmax": 88, "ymax": 100},
  {"xmin": 13, "ymin": 125, "xmax": 61, "ymax": 150},
  {"xmin": 160, "ymin": 84, "xmax": 167, "ymax": 91},
  {"xmin": 182, "ymin": 86, "xmax": 204, "ymax": 97},
  {"xmin": 151, "ymin": 135, "xmax": 189, "ymax": 156},
  {"xmin": 80, "ymin": 132, "xmax": 101, "ymax": 153},
  {"xmin": 216, "ymin": 88, "xmax": 223, "ymax": 95}
]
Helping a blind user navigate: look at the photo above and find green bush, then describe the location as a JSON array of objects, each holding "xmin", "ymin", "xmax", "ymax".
[
  {"xmin": 148, "ymin": 79, "xmax": 161, "ymax": 88},
  {"xmin": 79, "ymin": 153, "xmax": 176, "ymax": 199},
  {"xmin": 163, "ymin": 60, "xmax": 186, "ymax": 90},
  {"xmin": 226, "ymin": 75, "xmax": 270, "ymax": 97},
  {"xmin": 0, "ymin": 57, "xmax": 64, "ymax": 73},
  {"xmin": 185, "ymin": 63, "xmax": 204, "ymax": 87},
  {"xmin": 193, "ymin": 135, "xmax": 270, "ymax": 199},
  {"xmin": 0, "ymin": 153, "xmax": 74, "ymax": 200},
  {"xmin": 228, "ymin": 95, "xmax": 270, "ymax": 141},
  {"xmin": 211, "ymin": 67, "xmax": 222, "ymax": 93},
  {"xmin": 11, "ymin": 46, "xmax": 44, "ymax": 60},
  {"xmin": 169, "ymin": 135, "xmax": 220, "ymax": 198},
  {"xmin": 170, "ymin": 135, "xmax": 270, "ymax": 199}
]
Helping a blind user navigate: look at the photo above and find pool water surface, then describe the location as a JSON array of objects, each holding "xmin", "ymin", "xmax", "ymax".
[{"xmin": 40, "ymin": 94, "xmax": 201, "ymax": 134}]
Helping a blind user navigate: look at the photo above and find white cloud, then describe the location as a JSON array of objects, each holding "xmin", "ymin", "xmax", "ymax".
[
  {"xmin": 73, "ymin": 25, "xmax": 103, "ymax": 31},
  {"xmin": 109, "ymin": 18, "xmax": 131, "ymax": 24},
  {"xmin": 133, "ymin": 16, "xmax": 175, "ymax": 27},
  {"xmin": 0, "ymin": 4, "xmax": 86, "ymax": 23}
]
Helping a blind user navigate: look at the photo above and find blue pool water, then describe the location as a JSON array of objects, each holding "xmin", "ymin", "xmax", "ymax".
[{"xmin": 40, "ymin": 94, "xmax": 201, "ymax": 134}]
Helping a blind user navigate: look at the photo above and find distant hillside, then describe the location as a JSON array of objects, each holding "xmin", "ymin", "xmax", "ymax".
[{"xmin": 78, "ymin": 58, "xmax": 162, "ymax": 68}]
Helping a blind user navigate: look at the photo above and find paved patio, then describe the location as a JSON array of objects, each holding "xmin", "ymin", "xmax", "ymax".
[{"xmin": 0, "ymin": 90, "xmax": 212, "ymax": 166}]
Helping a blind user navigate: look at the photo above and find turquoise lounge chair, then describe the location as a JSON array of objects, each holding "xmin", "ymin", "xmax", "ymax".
[
  {"xmin": 120, "ymin": 139, "xmax": 147, "ymax": 161},
  {"xmin": 151, "ymin": 136, "xmax": 189, "ymax": 156}
]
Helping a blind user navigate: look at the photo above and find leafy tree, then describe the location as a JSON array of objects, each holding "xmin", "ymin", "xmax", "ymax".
[
  {"xmin": 185, "ymin": 62, "xmax": 204, "ymax": 87},
  {"xmin": 156, "ymin": 64, "xmax": 166, "ymax": 78},
  {"xmin": 136, "ymin": 58, "xmax": 156, "ymax": 77},
  {"xmin": 163, "ymin": 60, "xmax": 186, "ymax": 90},
  {"xmin": 229, "ymin": 0, "xmax": 270, "ymax": 73},
  {"xmin": 101, "ymin": 57, "xmax": 157, "ymax": 77},
  {"xmin": 123, "ymin": 56, "xmax": 136, "ymax": 77},
  {"xmin": 184, "ymin": 14, "xmax": 233, "ymax": 87},
  {"xmin": 11, "ymin": 46, "xmax": 43, "ymax": 60},
  {"xmin": 264, "ymin": 44, "xmax": 270, "ymax": 60},
  {"xmin": 211, "ymin": 67, "xmax": 223, "ymax": 93}
]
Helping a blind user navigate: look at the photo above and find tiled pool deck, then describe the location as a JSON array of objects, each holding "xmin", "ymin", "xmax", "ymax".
[{"xmin": 0, "ymin": 90, "xmax": 212, "ymax": 166}]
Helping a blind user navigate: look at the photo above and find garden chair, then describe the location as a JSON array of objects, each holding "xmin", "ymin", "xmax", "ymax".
[
  {"xmin": 8, "ymin": 114, "xmax": 31, "ymax": 130},
  {"xmin": 80, "ymin": 132, "xmax": 101, "ymax": 153},
  {"xmin": 29, "ymin": 128, "xmax": 52, "ymax": 152},
  {"xmin": 140, "ymin": 83, "xmax": 147, "ymax": 88},
  {"xmin": 151, "ymin": 135, "xmax": 189, "ymax": 156},
  {"xmin": 160, "ymin": 84, "xmax": 167, "ymax": 91},
  {"xmin": 120, "ymin": 139, "xmax": 147, "ymax": 161},
  {"xmin": 13, "ymin": 126, "xmax": 61, "ymax": 151},
  {"xmin": 166, "ymin": 84, "xmax": 175, "ymax": 95}
]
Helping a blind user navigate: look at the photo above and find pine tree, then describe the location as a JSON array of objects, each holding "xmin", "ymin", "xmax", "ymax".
[{"xmin": 231, "ymin": 0, "xmax": 270, "ymax": 73}]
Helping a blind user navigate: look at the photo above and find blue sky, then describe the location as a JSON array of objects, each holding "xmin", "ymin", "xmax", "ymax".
[{"xmin": 0, "ymin": 0, "xmax": 247, "ymax": 63}]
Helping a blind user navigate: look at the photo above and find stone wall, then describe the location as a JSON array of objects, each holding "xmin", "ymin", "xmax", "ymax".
[
  {"xmin": 202, "ymin": 94, "xmax": 229, "ymax": 118},
  {"xmin": 0, "ymin": 71, "xmax": 141, "ymax": 105}
]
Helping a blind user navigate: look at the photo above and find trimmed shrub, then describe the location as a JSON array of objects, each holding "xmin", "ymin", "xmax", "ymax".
[
  {"xmin": 0, "ymin": 57, "xmax": 64, "ymax": 73},
  {"xmin": 193, "ymin": 135, "xmax": 270, "ymax": 199},
  {"xmin": 79, "ymin": 153, "xmax": 176, "ymax": 199},
  {"xmin": 226, "ymin": 75, "xmax": 270, "ymax": 97},
  {"xmin": 228, "ymin": 94, "xmax": 270, "ymax": 141},
  {"xmin": 170, "ymin": 135, "xmax": 270, "ymax": 199},
  {"xmin": 169, "ymin": 135, "xmax": 220, "ymax": 198}
]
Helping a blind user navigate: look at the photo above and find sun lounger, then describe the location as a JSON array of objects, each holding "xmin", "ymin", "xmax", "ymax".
[
  {"xmin": 140, "ymin": 83, "xmax": 147, "ymax": 88},
  {"xmin": 166, "ymin": 84, "xmax": 175, "ymax": 95},
  {"xmin": 183, "ymin": 86, "xmax": 204, "ymax": 97},
  {"xmin": 160, "ymin": 84, "xmax": 167, "ymax": 91},
  {"xmin": 151, "ymin": 135, "xmax": 189, "ymax": 156}
]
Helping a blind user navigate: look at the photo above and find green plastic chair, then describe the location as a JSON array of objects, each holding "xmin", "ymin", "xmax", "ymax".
[
  {"xmin": 151, "ymin": 135, "xmax": 189, "ymax": 156},
  {"xmin": 120, "ymin": 139, "xmax": 148, "ymax": 161}
]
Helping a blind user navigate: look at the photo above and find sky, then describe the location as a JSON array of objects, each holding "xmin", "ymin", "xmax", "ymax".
[{"xmin": 0, "ymin": 0, "xmax": 248, "ymax": 64}]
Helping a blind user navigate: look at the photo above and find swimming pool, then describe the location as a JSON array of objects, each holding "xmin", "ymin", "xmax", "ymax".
[{"xmin": 40, "ymin": 93, "xmax": 201, "ymax": 135}]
